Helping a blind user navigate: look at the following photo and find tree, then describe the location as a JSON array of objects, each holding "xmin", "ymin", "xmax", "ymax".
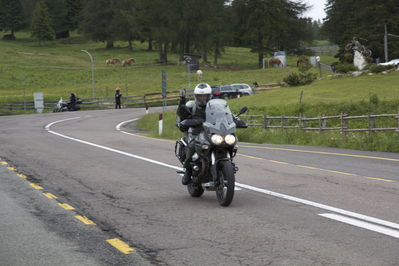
[
  {"xmin": 80, "ymin": 0, "xmax": 116, "ymax": 48},
  {"xmin": 322, "ymin": 0, "xmax": 399, "ymax": 61},
  {"xmin": 113, "ymin": 0, "xmax": 140, "ymax": 52},
  {"xmin": 66, "ymin": 0, "xmax": 83, "ymax": 31},
  {"xmin": 0, "ymin": 0, "xmax": 24, "ymax": 38},
  {"xmin": 31, "ymin": 1, "xmax": 55, "ymax": 44},
  {"xmin": 232, "ymin": 0, "xmax": 309, "ymax": 68}
]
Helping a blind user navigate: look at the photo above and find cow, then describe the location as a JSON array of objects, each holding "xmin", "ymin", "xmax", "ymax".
[
  {"xmin": 122, "ymin": 58, "xmax": 136, "ymax": 67},
  {"xmin": 296, "ymin": 57, "xmax": 309, "ymax": 67},
  {"xmin": 106, "ymin": 58, "xmax": 121, "ymax": 66},
  {"xmin": 269, "ymin": 57, "xmax": 282, "ymax": 68}
]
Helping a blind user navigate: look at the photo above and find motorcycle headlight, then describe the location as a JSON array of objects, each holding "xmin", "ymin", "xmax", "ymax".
[
  {"xmin": 211, "ymin": 134, "xmax": 224, "ymax": 145},
  {"xmin": 225, "ymin": 134, "xmax": 236, "ymax": 145}
]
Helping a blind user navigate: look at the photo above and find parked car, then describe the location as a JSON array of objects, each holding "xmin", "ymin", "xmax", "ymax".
[
  {"xmin": 231, "ymin": 83, "xmax": 253, "ymax": 96},
  {"xmin": 211, "ymin": 85, "xmax": 240, "ymax": 99},
  {"xmin": 378, "ymin": 59, "xmax": 399, "ymax": 66}
]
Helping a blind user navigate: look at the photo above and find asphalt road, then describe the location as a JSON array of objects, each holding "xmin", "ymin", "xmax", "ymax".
[{"xmin": 0, "ymin": 108, "xmax": 398, "ymax": 265}]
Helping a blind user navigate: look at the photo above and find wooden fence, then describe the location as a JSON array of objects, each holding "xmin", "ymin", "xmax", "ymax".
[
  {"xmin": 0, "ymin": 89, "xmax": 190, "ymax": 114},
  {"xmin": 242, "ymin": 112, "xmax": 399, "ymax": 134},
  {"xmin": 0, "ymin": 84, "xmax": 283, "ymax": 115}
]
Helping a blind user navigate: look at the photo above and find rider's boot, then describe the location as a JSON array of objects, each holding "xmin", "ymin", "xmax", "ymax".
[{"xmin": 182, "ymin": 168, "xmax": 192, "ymax": 185}]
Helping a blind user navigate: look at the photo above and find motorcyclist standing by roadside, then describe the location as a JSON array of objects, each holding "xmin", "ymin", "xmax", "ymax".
[
  {"xmin": 69, "ymin": 93, "xmax": 77, "ymax": 110},
  {"xmin": 176, "ymin": 83, "xmax": 212, "ymax": 185}
]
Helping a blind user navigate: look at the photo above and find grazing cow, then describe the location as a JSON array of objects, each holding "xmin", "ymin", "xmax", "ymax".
[
  {"xmin": 106, "ymin": 58, "xmax": 121, "ymax": 66},
  {"xmin": 268, "ymin": 57, "xmax": 282, "ymax": 68},
  {"xmin": 296, "ymin": 57, "xmax": 309, "ymax": 67},
  {"xmin": 122, "ymin": 58, "xmax": 136, "ymax": 67}
]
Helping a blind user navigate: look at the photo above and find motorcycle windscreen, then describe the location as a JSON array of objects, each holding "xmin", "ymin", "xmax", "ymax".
[{"xmin": 204, "ymin": 99, "xmax": 236, "ymax": 134}]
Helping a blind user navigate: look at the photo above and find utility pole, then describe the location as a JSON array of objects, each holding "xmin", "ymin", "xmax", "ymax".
[
  {"xmin": 384, "ymin": 24, "xmax": 388, "ymax": 62},
  {"xmin": 384, "ymin": 24, "xmax": 399, "ymax": 63}
]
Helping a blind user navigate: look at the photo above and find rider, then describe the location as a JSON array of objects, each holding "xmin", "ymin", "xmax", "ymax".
[
  {"xmin": 177, "ymin": 83, "xmax": 212, "ymax": 185},
  {"xmin": 69, "ymin": 93, "xmax": 77, "ymax": 111}
]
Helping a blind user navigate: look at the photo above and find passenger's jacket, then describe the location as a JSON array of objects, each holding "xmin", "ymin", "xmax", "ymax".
[{"xmin": 176, "ymin": 98, "xmax": 206, "ymax": 134}]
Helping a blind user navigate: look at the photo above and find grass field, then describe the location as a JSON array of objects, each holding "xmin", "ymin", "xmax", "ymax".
[
  {"xmin": 2, "ymin": 31, "xmax": 399, "ymax": 152},
  {"xmin": 1, "ymin": 31, "xmax": 310, "ymax": 103}
]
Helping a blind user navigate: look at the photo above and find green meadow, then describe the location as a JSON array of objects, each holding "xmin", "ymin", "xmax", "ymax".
[{"xmin": 2, "ymin": 31, "xmax": 399, "ymax": 152}]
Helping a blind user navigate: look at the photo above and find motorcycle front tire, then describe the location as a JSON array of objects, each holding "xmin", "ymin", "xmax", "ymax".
[{"xmin": 216, "ymin": 160, "xmax": 235, "ymax": 207}]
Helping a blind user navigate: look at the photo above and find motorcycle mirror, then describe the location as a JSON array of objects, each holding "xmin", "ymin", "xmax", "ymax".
[{"xmin": 236, "ymin": 106, "xmax": 248, "ymax": 117}]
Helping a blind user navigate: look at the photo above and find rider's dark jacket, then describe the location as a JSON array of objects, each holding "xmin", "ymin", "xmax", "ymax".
[{"xmin": 176, "ymin": 98, "xmax": 206, "ymax": 135}]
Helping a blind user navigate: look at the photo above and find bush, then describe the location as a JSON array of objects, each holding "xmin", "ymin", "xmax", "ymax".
[
  {"xmin": 283, "ymin": 72, "xmax": 317, "ymax": 86},
  {"xmin": 368, "ymin": 64, "xmax": 395, "ymax": 74},
  {"xmin": 334, "ymin": 63, "xmax": 356, "ymax": 73}
]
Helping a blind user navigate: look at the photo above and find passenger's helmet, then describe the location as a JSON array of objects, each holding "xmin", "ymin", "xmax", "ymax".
[
  {"xmin": 194, "ymin": 83, "xmax": 211, "ymax": 107},
  {"xmin": 116, "ymin": 87, "xmax": 120, "ymax": 91}
]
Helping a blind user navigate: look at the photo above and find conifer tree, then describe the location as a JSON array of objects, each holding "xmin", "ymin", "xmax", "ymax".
[
  {"xmin": 0, "ymin": 0, "xmax": 24, "ymax": 39},
  {"xmin": 31, "ymin": 1, "xmax": 55, "ymax": 44}
]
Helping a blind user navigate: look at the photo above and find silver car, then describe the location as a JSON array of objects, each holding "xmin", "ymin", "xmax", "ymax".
[{"xmin": 231, "ymin": 83, "xmax": 253, "ymax": 96}]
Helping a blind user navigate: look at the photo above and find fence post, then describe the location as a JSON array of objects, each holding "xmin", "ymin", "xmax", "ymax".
[
  {"xmin": 397, "ymin": 111, "xmax": 399, "ymax": 133},
  {"xmin": 319, "ymin": 114, "xmax": 321, "ymax": 134},
  {"xmin": 322, "ymin": 115, "xmax": 326, "ymax": 134},
  {"xmin": 344, "ymin": 117, "xmax": 348, "ymax": 137},
  {"xmin": 302, "ymin": 114, "xmax": 307, "ymax": 129},
  {"xmin": 281, "ymin": 115, "xmax": 285, "ymax": 130},
  {"xmin": 263, "ymin": 114, "xmax": 267, "ymax": 129},
  {"xmin": 340, "ymin": 112, "xmax": 343, "ymax": 134}
]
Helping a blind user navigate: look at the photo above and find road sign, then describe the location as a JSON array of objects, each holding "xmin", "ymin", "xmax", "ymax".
[{"xmin": 33, "ymin": 92, "xmax": 44, "ymax": 113}]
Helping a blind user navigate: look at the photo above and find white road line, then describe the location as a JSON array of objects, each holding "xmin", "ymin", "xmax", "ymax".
[
  {"xmin": 116, "ymin": 118, "xmax": 139, "ymax": 131},
  {"xmin": 235, "ymin": 182, "xmax": 399, "ymax": 230},
  {"xmin": 319, "ymin": 213, "xmax": 399, "ymax": 239},
  {"xmin": 46, "ymin": 118, "xmax": 399, "ymax": 234},
  {"xmin": 46, "ymin": 118, "xmax": 181, "ymax": 171}
]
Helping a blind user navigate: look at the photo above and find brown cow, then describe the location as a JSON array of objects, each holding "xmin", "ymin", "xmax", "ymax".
[
  {"xmin": 296, "ymin": 57, "xmax": 309, "ymax": 67},
  {"xmin": 268, "ymin": 57, "xmax": 282, "ymax": 68},
  {"xmin": 122, "ymin": 58, "xmax": 136, "ymax": 67},
  {"xmin": 106, "ymin": 58, "xmax": 121, "ymax": 66}
]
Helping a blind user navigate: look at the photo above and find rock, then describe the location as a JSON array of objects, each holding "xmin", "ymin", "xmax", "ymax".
[
  {"xmin": 352, "ymin": 71, "xmax": 363, "ymax": 77},
  {"xmin": 368, "ymin": 73, "xmax": 374, "ymax": 76}
]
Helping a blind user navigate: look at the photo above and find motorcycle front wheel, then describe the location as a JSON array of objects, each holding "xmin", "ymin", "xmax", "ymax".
[{"xmin": 216, "ymin": 160, "xmax": 235, "ymax": 207}]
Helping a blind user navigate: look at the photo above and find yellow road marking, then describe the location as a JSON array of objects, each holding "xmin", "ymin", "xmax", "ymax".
[
  {"xmin": 326, "ymin": 170, "xmax": 355, "ymax": 176},
  {"xmin": 366, "ymin": 177, "xmax": 394, "ymax": 182},
  {"xmin": 106, "ymin": 238, "xmax": 136, "ymax": 254},
  {"xmin": 17, "ymin": 173, "xmax": 27, "ymax": 178},
  {"xmin": 1, "ymin": 161, "xmax": 8, "ymax": 165},
  {"xmin": 75, "ymin": 215, "xmax": 96, "ymax": 225},
  {"xmin": 59, "ymin": 203, "xmax": 75, "ymax": 210},
  {"xmin": 43, "ymin": 193, "xmax": 58, "ymax": 199},
  {"xmin": 121, "ymin": 127, "xmax": 396, "ymax": 183},
  {"xmin": 7, "ymin": 166, "xmax": 16, "ymax": 171},
  {"xmin": 269, "ymin": 160, "xmax": 289, "ymax": 165},
  {"xmin": 30, "ymin": 183, "xmax": 43, "ymax": 190},
  {"xmin": 240, "ymin": 145, "xmax": 399, "ymax": 162},
  {"xmin": 296, "ymin": 165, "xmax": 317, "ymax": 170},
  {"xmin": 237, "ymin": 153, "xmax": 262, "ymax": 160}
]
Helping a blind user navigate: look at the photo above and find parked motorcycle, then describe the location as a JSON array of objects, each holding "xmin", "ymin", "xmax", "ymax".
[
  {"xmin": 53, "ymin": 97, "xmax": 82, "ymax": 112},
  {"xmin": 175, "ymin": 99, "xmax": 247, "ymax": 206}
]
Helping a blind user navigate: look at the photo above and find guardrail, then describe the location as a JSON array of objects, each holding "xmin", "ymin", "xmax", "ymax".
[
  {"xmin": 242, "ymin": 112, "xmax": 399, "ymax": 135},
  {"xmin": 0, "ymin": 89, "xmax": 194, "ymax": 114},
  {"xmin": 0, "ymin": 84, "xmax": 283, "ymax": 115}
]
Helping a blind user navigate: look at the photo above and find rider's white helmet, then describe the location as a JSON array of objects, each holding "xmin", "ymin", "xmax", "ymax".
[{"xmin": 194, "ymin": 83, "xmax": 212, "ymax": 107}]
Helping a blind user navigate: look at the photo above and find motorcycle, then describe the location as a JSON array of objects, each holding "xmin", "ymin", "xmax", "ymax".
[
  {"xmin": 175, "ymin": 99, "xmax": 248, "ymax": 206},
  {"xmin": 53, "ymin": 97, "xmax": 82, "ymax": 112}
]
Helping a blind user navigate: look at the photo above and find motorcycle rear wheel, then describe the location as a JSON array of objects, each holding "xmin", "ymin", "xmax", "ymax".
[
  {"xmin": 187, "ymin": 182, "xmax": 204, "ymax": 197},
  {"xmin": 216, "ymin": 160, "xmax": 235, "ymax": 207}
]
